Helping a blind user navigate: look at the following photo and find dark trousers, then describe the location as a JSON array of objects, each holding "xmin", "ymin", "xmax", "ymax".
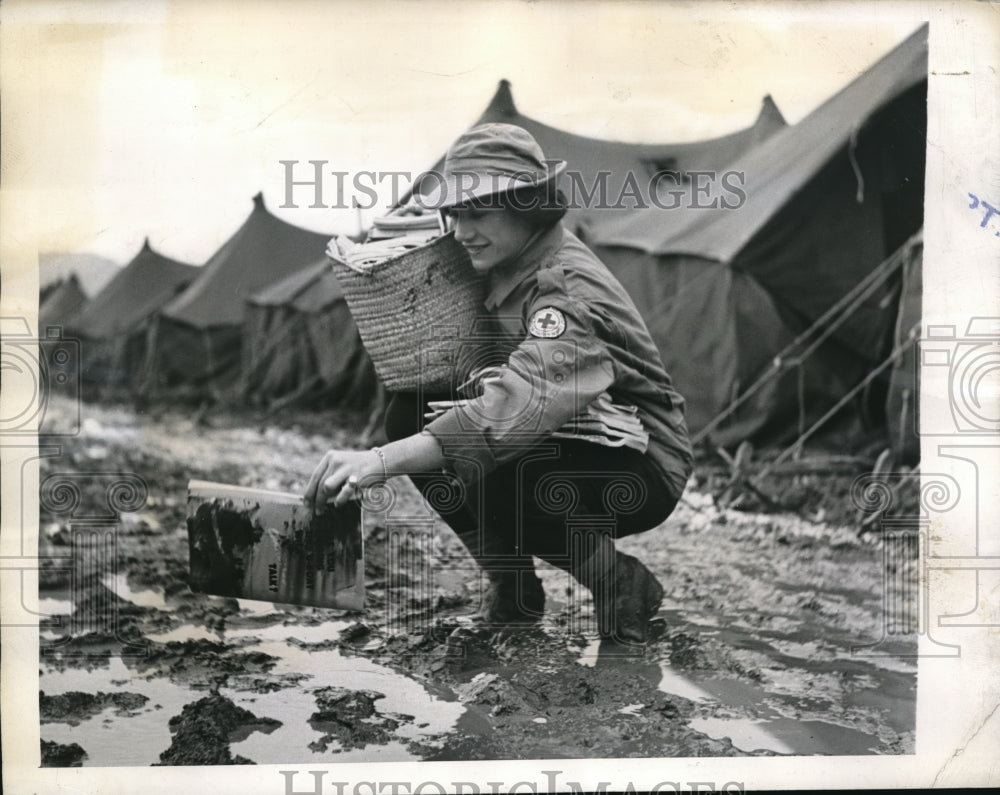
[{"xmin": 385, "ymin": 393, "xmax": 679, "ymax": 583}]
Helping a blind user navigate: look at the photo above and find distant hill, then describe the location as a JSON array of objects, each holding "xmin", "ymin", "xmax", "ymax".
[{"xmin": 39, "ymin": 252, "xmax": 121, "ymax": 298}]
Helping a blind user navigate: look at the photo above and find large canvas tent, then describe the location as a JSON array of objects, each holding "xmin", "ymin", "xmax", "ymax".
[
  {"xmin": 243, "ymin": 260, "xmax": 377, "ymax": 410},
  {"xmin": 66, "ymin": 240, "xmax": 198, "ymax": 391},
  {"xmin": 592, "ymin": 25, "xmax": 928, "ymax": 446},
  {"xmin": 407, "ymin": 79, "xmax": 787, "ymax": 243},
  {"xmin": 144, "ymin": 193, "xmax": 331, "ymax": 398}
]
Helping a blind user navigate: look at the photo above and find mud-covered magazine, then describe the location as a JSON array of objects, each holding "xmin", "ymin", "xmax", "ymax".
[{"xmin": 187, "ymin": 480, "xmax": 363, "ymax": 610}]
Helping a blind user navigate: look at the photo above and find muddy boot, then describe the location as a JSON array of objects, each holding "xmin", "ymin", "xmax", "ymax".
[
  {"xmin": 575, "ymin": 538, "xmax": 663, "ymax": 643},
  {"xmin": 477, "ymin": 570, "xmax": 546, "ymax": 627},
  {"xmin": 602, "ymin": 553, "xmax": 664, "ymax": 643}
]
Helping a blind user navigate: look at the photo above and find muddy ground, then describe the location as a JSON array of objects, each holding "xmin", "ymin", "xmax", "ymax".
[{"xmin": 36, "ymin": 394, "xmax": 917, "ymax": 766}]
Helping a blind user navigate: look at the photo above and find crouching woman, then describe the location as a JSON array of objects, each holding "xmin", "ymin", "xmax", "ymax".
[{"xmin": 305, "ymin": 124, "xmax": 692, "ymax": 643}]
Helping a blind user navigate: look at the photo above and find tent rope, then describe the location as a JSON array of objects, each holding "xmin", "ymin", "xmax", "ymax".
[
  {"xmin": 892, "ymin": 243, "xmax": 919, "ymax": 456},
  {"xmin": 139, "ymin": 316, "xmax": 161, "ymax": 395},
  {"xmin": 203, "ymin": 327, "xmax": 221, "ymax": 403},
  {"xmin": 860, "ymin": 462, "xmax": 921, "ymax": 530},
  {"xmin": 848, "ymin": 124, "xmax": 865, "ymax": 203},
  {"xmin": 797, "ymin": 362, "xmax": 806, "ymax": 451},
  {"xmin": 898, "ymin": 386, "xmax": 912, "ymax": 454},
  {"xmin": 754, "ymin": 320, "xmax": 921, "ymax": 481},
  {"xmin": 703, "ymin": 259, "xmax": 894, "ymax": 439},
  {"xmin": 693, "ymin": 231, "xmax": 920, "ymax": 445}
]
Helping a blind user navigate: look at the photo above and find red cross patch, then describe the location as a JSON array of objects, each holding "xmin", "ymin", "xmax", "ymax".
[{"xmin": 528, "ymin": 307, "xmax": 567, "ymax": 338}]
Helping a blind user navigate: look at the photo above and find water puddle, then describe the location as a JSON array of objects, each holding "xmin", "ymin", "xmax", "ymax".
[
  {"xmin": 221, "ymin": 622, "xmax": 464, "ymax": 762},
  {"xmin": 234, "ymin": 598, "xmax": 283, "ymax": 616},
  {"xmin": 656, "ymin": 664, "xmax": 713, "ymax": 703},
  {"xmin": 690, "ymin": 709, "xmax": 881, "ymax": 755},
  {"xmin": 689, "ymin": 716, "xmax": 794, "ymax": 754},
  {"xmin": 832, "ymin": 646, "xmax": 919, "ymax": 674},
  {"xmin": 40, "ymin": 657, "xmax": 199, "ymax": 766},
  {"xmin": 573, "ymin": 636, "xmax": 602, "ymax": 667},
  {"xmin": 757, "ymin": 717, "xmax": 879, "ymax": 755},
  {"xmin": 617, "ymin": 703, "xmax": 645, "ymax": 716},
  {"xmin": 649, "ymin": 609, "xmax": 916, "ymax": 755},
  {"xmin": 41, "ymin": 616, "xmax": 465, "ymax": 765},
  {"xmin": 37, "ymin": 597, "xmax": 74, "ymax": 616},
  {"xmin": 225, "ymin": 622, "xmax": 343, "ymax": 645},
  {"xmin": 103, "ymin": 573, "xmax": 170, "ymax": 610}
]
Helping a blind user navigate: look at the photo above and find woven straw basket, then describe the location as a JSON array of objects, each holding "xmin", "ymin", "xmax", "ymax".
[{"xmin": 329, "ymin": 232, "xmax": 486, "ymax": 391}]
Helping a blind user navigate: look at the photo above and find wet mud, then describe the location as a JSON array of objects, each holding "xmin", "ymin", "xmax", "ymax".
[
  {"xmin": 40, "ymin": 690, "xmax": 149, "ymax": 725},
  {"xmin": 37, "ymin": 396, "xmax": 917, "ymax": 765},
  {"xmin": 308, "ymin": 687, "xmax": 414, "ymax": 752},
  {"xmin": 156, "ymin": 694, "xmax": 282, "ymax": 765},
  {"xmin": 40, "ymin": 739, "xmax": 87, "ymax": 767}
]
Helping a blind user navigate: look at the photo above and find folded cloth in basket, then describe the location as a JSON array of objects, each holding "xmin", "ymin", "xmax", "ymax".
[
  {"xmin": 365, "ymin": 205, "xmax": 445, "ymax": 241},
  {"xmin": 370, "ymin": 213, "xmax": 442, "ymax": 232},
  {"xmin": 327, "ymin": 231, "xmax": 439, "ymax": 272}
]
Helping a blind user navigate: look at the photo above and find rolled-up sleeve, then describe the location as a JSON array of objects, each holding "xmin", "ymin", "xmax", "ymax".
[{"xmin": 425, "ymin": 297, "xmax": 615, "ymax": 485}]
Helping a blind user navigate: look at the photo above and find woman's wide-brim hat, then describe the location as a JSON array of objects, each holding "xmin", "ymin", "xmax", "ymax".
[{"xmin": 417, "ymin": 123, "xmax": 566, "ymax": 210}]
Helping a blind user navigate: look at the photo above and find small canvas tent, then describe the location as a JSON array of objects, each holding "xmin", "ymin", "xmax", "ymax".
[
  {"xmin": 243, "ymin": 260, "xmax": 377, "ymax": 410},
  {"xmin": 39, "ymin": 274, "xmax": 88, "ymax": 331},
  {"xmin": 592, "ymin": 25, "xmax": 928, "ymax": 446},
  {"xmin": 144, "ymin": 193, "xmax": 331, "ymax": 398},
  {"xmin": 39, "ymin": 252, "xmax": 120, "ymax": 300},
  {"xmin": 66, "ymin": 240, "xmax": 199, "ymax": 391},
  {"xmin": 407, "ymin": 80, "xmax": 787, "ymax": 244}
]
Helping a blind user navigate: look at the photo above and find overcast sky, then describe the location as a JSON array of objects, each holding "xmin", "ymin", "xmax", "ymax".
[{"xmin": 2, "ymin": 0, "xmax": 922, "ymax": 266}]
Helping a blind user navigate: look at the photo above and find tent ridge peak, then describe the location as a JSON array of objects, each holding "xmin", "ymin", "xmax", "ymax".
[
  {"xmin": 486, "ymin": 78, "xmax": 518, "ymax": 117},
  {"xmin": 133, "ymin": 238, "xmax": 198, "ymax": 270},
  {"xmin": 758, "ymin": 94, "xmax": 786, "ymax": 126}
]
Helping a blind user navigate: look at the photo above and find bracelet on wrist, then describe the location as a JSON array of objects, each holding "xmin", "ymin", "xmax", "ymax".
[{"xmin": 371, "ymin": 446, "xmax": 388, "ymax": 481}]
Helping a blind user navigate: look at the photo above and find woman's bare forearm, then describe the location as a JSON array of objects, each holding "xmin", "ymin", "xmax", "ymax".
[{"xmin": 379, "ymin": 431, "xmax": 445, "ymax": 476}]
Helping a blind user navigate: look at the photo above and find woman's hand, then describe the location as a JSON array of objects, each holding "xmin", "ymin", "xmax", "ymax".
[
  {"xmin": 303, "ymin": 448, "xmax": 384, "ymax": 515},
  {"xmin": 303, "ymin": 432, "xmax": 446, "ymax": 515}
]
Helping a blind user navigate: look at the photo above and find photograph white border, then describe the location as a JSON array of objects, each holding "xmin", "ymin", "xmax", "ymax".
[{"xmin": 2, "ymin": 0, "xmax": 998, "ymax": 791}]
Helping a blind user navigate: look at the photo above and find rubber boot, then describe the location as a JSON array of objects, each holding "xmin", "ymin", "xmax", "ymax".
[
  {"xmin": 574, "ymin": 536, "xmax": 663, "ymax": 643},
  {"xmin": 478, "ymin": 569, "xmax": 546, "ymax": 627}
]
